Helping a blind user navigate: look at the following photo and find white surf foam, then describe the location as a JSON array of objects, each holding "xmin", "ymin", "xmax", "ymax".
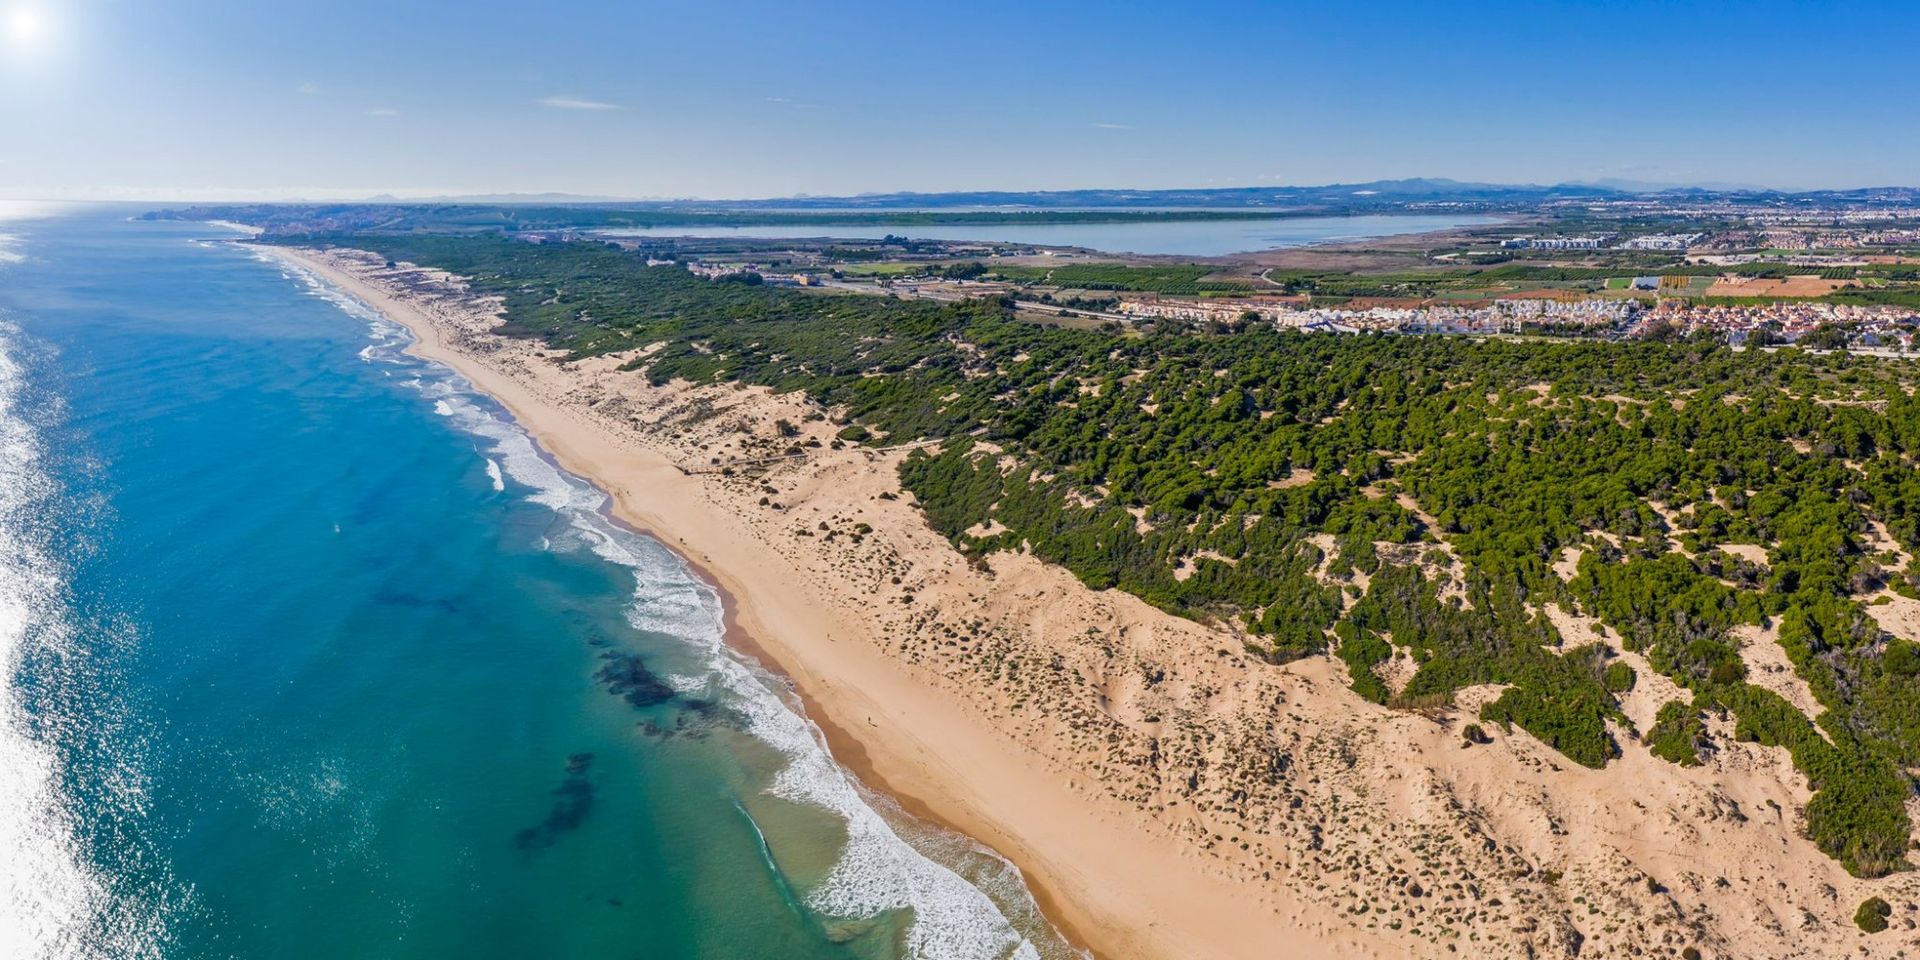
[
  {"xmin": 559, "ymin": 475, "xmax": 1048, "ymax": 960},
  {"xmin": 203, "ymin": 220, "xmax": 263, "ymax": 237},
  {"xmin": 282, "ymin": 258, "xmax": 1066, "ymax": 959}
]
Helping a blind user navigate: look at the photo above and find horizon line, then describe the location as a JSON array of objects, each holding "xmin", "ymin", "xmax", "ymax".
[{"xmin": 15, "ymin": 176, "xmax": 1920, "ymax": 208}]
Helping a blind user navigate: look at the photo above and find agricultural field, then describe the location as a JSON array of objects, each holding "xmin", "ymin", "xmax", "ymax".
[
  {"xmin": 983, "ymin": 256, "xmax": 1920, "ymax": 310},
  {"xmin": 1664, "ymin": 275, "xmax": 1718, "ymax": 297},
  {"xmin": 834, "ymin": 262, "xmax": 924, "ymax": 276},
  {"xmin": 992, "ymin": 263, "xmax": 1256, "ymax": 295}
]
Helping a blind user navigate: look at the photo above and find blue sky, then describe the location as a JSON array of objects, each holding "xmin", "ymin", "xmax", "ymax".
[{"xmin": 1, "ymin": 0, "xmax": 1914, "ymax": 199}]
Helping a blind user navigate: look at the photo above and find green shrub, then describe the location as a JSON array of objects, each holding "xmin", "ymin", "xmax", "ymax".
[
  {"xmin": 1604, "ymin": 660, "xmax": 1636, "ymax": 693},
  {"xmin": 1854, "ymin": 895, "xmax": 1891, "ymax": 933},
  {"xmin": 1647, "ymin": 701, "xmax": 1706, "ymax": 766}
]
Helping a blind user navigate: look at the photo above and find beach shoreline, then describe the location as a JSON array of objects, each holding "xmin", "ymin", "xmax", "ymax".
[
  {"xmin": 657, "ymin": 536, "xmax": 1104, "ymax": 959},
  {"xmin": 256, "ymin": 243, "xmax": 1298, "ymax": 960}
]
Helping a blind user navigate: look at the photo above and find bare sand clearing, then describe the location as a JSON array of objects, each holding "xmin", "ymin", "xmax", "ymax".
[
  {"xmin": 266, "ymin": 244, "xmax": 1920, "ymax": 959},
  {"xmin": 1704, "ymin": 275, "xmax": 1853, "ymax": 299}
]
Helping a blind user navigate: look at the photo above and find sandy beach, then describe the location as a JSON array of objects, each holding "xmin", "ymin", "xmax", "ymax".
[
  {"xmin": 261, "ymin": 243, "xmax": 1920, "ymax": 960},
  {"xmin": 260, "ymin": 244, "xmax": 1359, "ymax": 960}
]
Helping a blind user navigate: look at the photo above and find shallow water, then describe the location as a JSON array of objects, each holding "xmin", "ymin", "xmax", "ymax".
[
  {"xmin": 598, "ymin": 212, "xmax": 1504, "ymax": 256},
  {"xmin": 0, "ymin": 209, "xmax": 1072, "ymax": 959}
]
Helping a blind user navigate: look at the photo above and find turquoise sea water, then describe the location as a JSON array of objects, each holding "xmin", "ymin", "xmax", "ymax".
[
  {"xmin": 0, "ymin": 209, "xmax": 1072, "ymax": 960},
  {"xmin": 597, "ymin": 212, "xmax": 1505, "ymax": 256}
]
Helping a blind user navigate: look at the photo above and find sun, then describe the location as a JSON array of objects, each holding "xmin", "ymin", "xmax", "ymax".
[{"xmin": 6, "ymin": 6, "xmax": 41, "ymax": 46}]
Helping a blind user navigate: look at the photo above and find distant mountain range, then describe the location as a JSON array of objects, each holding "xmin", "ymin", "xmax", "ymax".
[
  {"xmin": 700, "ymin": 178, "xmax": 1920, "ymax": 209},
  {"xmin": 369, "ymin": 178, "xmax": 1920, "ymax": 211},
  {"xmin": 362, "ymin": 191, "xmax": 644, "ymax": 205}
]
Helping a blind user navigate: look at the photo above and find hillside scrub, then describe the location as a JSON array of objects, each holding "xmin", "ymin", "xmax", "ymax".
[{"xmin": 319, "ymin": 233, "xmax": 1920, "ymax": 877}]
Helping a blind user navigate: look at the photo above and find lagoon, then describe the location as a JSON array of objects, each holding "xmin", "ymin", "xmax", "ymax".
[{"xmin": 599, "ymin": 213, "xmax": 1504, "ymax": 257}]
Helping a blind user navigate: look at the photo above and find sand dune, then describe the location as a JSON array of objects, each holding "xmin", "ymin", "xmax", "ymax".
[{"xmin": 265, "ymin": 244, "xmax": 1920, "ymax": 959}]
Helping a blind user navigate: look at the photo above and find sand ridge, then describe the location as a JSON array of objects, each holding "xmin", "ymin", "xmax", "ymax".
[{"xmin": 265, "ymin": 244, "xmax": 1920, "ymax": 960}]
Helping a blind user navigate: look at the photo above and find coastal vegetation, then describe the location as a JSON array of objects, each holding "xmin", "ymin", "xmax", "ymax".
[
  {"xmin": 1856, "ymin": 895, "xmax": 1893, "ymax": 933},
  {"xmin": 1646, "ymin": 701, "xmax": 1707, "ymax": 766},
  {"xmin": 302, "ymin": 232, "xmax": 1920, "ymax": 879}
]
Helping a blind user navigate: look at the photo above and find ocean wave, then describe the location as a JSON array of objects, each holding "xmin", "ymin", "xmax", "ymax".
[
  {"xmin": 0, "ymin": 318, "xmax": 169, "ymax": 959},
  {"xmin": 286, "ymin": 259, "xmax": 1065, "ymax": 960}
]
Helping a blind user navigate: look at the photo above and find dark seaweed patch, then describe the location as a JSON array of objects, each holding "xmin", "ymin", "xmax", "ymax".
[
  {"xmin": 566, "ymin": 610, "xmax": 615, "ymax": 648},
  {"xmin": 636, "ymin": 698, "xmax": 727, "ymax": 741},
  {"xmin": 596, "ymin": 651, "xmax": 675, "ymax": 709},
  {"xmin": 371, "ymin": 588, "xmax": 460, "ymax": 614},
  {"xmin": 513, "ymin": 752, "xmax": 596, "ymax": 852}
]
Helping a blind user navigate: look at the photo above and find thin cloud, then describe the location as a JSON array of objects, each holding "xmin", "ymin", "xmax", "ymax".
[
  {"xmin": 1091, "ymin": 122, "xmax": 1132, "ymax": 130},
  {"xmin": 295, "ymin": 82, "xmax": 319, "ymax": 95},
  {"xmin": 365, "ymin": 108, "xmax": 400, "ymax": 117},
  {"xmin": 537, "ymin": 96, "xmax": 623, "ymax": 111}
]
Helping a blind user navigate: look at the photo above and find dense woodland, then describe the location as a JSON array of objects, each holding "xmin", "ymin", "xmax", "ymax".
[{"xmin": 311, "ymin": 233, "xmax": 1920, "ymax": 879}]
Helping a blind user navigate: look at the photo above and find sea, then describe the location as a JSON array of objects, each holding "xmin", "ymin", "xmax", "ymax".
[
  {"xmin": 597, "ymin": 212, "xmax": 1505, "ymax": 257},
  {"xmin": 0, "ymin": 206, "xmax": 1076, "ymax": 960}
]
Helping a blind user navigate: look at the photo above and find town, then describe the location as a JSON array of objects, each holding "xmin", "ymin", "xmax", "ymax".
[
  {"xmin": 664, "ymin": 255, "xmax": 1920, "ymax": 350},
  {"xmin": 1111, "ymin": 291, "xmax": 1920, "ymax": 347},
  {"xmin": 615, "ymin": 201, "xmax": 1920, "ymax": 351}
]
